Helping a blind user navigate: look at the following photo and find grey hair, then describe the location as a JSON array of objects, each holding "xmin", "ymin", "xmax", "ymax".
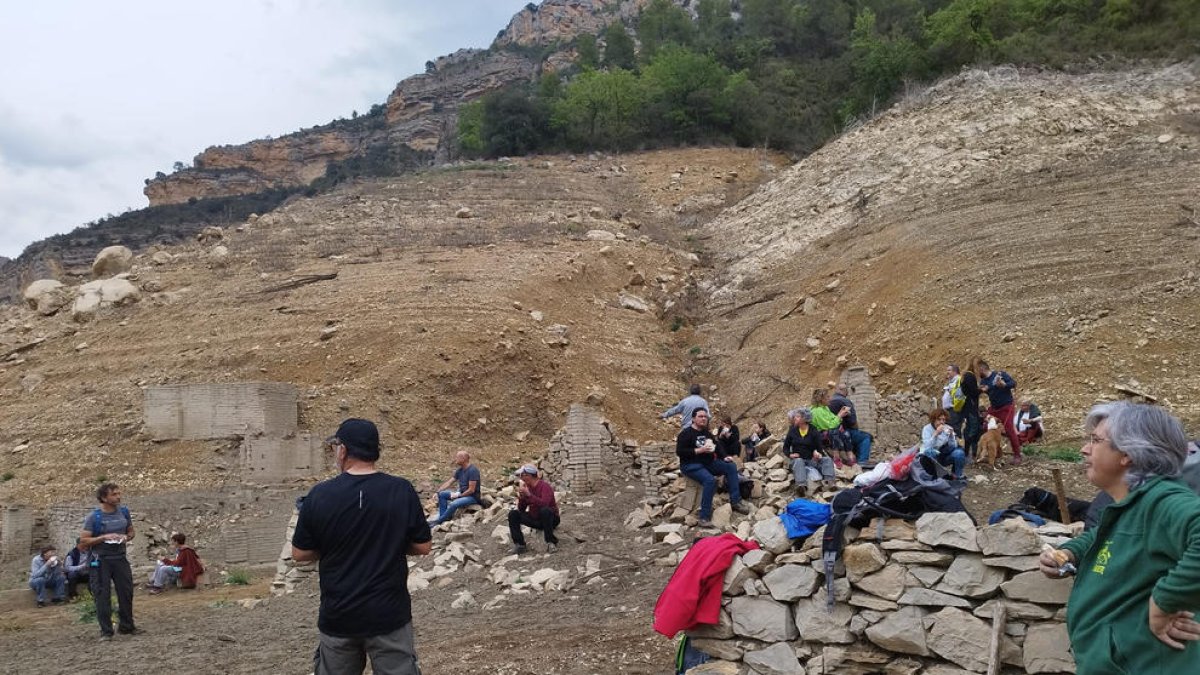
[
  {"xmin": 788, "ymin": 407, "xmax": 813, "ymax": 423},
  {"xmin": 1084, "ymin": 401, "xmax": 1187, "ymax": 489}
]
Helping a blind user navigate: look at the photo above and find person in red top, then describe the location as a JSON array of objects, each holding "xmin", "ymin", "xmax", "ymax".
[
  {"xmin": 508, "ymin": 464, "xmax": 560, "ymax": 555},
  {"xmin": 147, "ymin": 532, "xmax": 204, "ymax": 594}
]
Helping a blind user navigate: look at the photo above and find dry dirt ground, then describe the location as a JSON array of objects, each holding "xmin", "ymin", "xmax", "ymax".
[{"xmin": 1, "ymin": 64, "xmax": 1197, "ymax": 674}]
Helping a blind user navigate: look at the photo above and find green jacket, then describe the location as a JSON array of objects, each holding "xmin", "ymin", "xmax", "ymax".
[
  {"xmin": 1059, "ymin": 476, "xmax": 1200, "ymax": 674},
  {"xmin": 811, "ymin": 405, "xmax": 841, "ymax": 431}
]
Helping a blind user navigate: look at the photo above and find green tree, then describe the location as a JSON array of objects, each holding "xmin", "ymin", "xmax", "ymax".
[
  {"xmin": 640, "ymin": 46, "xmax": 733, "ymax": 141},
  {"xmin": 637, "ymin": 0, "xmax": 697, "ymax": 58},
  {"xmin": 481, "ymin": 86, "xmax": 551, "ymax": 157},
  {"xmin": 553, "ymin": 68, "xmax": 644, "ymax": 148},
  {"xmin": 845, "ymin": 9, "xmax": 923, "ymax": 117},
  {"xmin": 602, "ymin": 23, "xmax": 638, "ymax": 70},
  {"xmin": 793, "ymin": 0, "xmax": 855, "ymax": 58},
  {"xmin": 456, "ymin": 100, "xmax": 485, "ymax": 157},
  {"xmin": 576, "ymin": 33, "xmax": 600, "ymax": 69}
]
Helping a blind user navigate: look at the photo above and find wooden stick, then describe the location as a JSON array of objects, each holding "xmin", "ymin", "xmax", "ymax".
[
  {"xmin": 986, "ymin": 600, "xmax": 1007, "ymax": 675},
  {"xmin": 1051, "ymin": 468, "xmax": 1072, "ymax": 523}
]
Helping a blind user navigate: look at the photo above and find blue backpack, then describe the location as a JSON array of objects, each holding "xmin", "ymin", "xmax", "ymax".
[{"xmin": 89, "ymin": 506, "xmax": 131, "ymax": 536}]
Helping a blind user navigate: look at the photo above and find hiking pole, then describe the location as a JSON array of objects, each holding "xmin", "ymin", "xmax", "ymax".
[{"xmin": 1050, "ymin": 468, "xmax": 1072, "ymax": 523}]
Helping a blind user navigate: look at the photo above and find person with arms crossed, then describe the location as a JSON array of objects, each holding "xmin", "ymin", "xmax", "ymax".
[{"xmin": 292, "ymin": 419, "xmax": 432, "ymax": 675}]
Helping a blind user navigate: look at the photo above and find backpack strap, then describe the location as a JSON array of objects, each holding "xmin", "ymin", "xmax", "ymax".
[{"xmin": 89, "ymin": 508, "xmax": 102, "ymax": 536}]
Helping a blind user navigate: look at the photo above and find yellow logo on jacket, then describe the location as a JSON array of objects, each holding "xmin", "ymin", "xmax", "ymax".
[{"xmin": 1093, "ymin": 540, "xmax": 1113, "ymax": 574}]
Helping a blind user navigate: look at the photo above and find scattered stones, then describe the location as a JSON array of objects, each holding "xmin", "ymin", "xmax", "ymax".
[
  {"xmin": 455, "ymin": 207, "xmax": 473, "ymax": 218},
  {"xmin": 618, "ymin": 292, "xmax": 651, "ymax": 313}
]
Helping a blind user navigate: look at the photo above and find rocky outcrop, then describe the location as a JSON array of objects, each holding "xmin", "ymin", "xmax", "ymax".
[
  {"xmin": 494, "ymin": 0, "xmax": 651, "ymax": 48},
  {"xmin": 144, "ymin": 127, "xmax": 371, "ymax": 206}
]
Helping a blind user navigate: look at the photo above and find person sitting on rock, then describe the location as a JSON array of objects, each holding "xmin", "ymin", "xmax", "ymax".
[
  {"xmin": 508, "ymin": 465, "xmax": 561, "ymax": 554},
  {"xmin": 830, "ymin": 383, "xmax": 873, "ymax": 465},
  {"xmin": 29, "ymin": 545, "xmax": 66, "ymax": 607},
  {"xmin": 715, "ymin": 415, "xmax": 741, "ymax": 460},
  {"xmin": 741, "ymin": 420, "xmax": 770, "ymax": 462},
  {"xmin": 921, "ymin": 408, "xmax": 967, "ymax": 480},
  {"xmin": 811, "ymin": 388, "xmax": 855, "ymax": 467},
  {"xmin": 784, "ymin": 407, "xmax": 836, "ymax": 494},
  {"xmin": 661, "ymin": 384, "xmax": 709, "ymax": 428},
  {"xmin": 147, "ymin": 532, "xmax": 204, "ymax": 594},
  {"xmin": 676, "ymin": 409, "xmax": 752, "ymax": 528},
  {"xmin": 64, "ymin": 538, "xmax": 94, "ymax": 601},
  {"xmin": 428, "ymin": 450, "xmax": 482, "ymax": 526},
  {"xmin": 1014, "ymin": 399, "xmax": 1045, "ymax": 445}
]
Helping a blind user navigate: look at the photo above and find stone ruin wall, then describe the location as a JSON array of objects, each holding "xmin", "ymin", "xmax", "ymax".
[
  {"xmin": 687, "ymin": 513, "xmax": 1078, "ymax": 675},
  {"xmin": 542, "ymin": 403, "xmax": 640, "ymax": 494}
]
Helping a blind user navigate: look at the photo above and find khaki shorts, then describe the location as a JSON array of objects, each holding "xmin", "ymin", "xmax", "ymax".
[{"xmin": 313, "ymin": 621, "xmax": 420, "ymax": 675}]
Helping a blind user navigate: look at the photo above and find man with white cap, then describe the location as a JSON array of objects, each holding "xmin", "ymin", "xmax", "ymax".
[{"xmin": 507, "ymin": 464, "xmax": 560, "ymax": 555}]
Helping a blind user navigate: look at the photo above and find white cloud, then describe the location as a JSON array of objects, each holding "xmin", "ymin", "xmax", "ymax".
[{"xmin": 0, "ymin": 0, "xmax": 530, "ymax": 258}]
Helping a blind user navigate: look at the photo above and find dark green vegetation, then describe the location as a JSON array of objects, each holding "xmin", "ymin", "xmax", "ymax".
[{"xmin": 464, "ymin": 0, "xmax": 1199, "ymax": 156}]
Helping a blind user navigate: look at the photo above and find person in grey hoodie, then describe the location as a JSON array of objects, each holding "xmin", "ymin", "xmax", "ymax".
[{"xmin": 661, "ymin": 384, "xmax": 709, "ymax": 428}]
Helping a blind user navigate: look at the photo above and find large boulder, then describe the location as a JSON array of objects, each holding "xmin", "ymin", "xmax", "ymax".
[
  {"xmin": 71, "ymin": 277, "xmax": 141, "ymax": 322},
  {"xmin": 22, "ymin": 279, "xmax": 70, "ymax": 315},
  {"xmin": 92, "ymin": 245, "xmax": 134, "ymax": 278}
]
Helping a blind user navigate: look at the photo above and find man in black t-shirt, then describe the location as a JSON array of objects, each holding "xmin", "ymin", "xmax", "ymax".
[
  {"xmin": 292, "ymin": 419, "xmax": 432, "ymax": 675},
  {"xmin": 677, "ymin": 409, "xmax": 752, "ymax": 527}
]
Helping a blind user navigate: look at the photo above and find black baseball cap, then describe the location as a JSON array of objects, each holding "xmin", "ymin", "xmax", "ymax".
[{"xmin": 334, "ymin": 418, "xmax": 380, "ymax": 461}]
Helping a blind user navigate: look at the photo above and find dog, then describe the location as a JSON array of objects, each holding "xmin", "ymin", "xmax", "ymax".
[{"xmin": 977, "ymin": 415, "xmax": 1006, "ymax": 469}]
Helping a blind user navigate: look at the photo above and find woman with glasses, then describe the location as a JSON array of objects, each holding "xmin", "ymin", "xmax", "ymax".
[{"xmin": 1039, "ymin": 401, "xmax": 1200, "ymax": 673}]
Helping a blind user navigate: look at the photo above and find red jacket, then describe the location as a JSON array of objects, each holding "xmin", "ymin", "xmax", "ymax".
[
  {"xmin": 653, "ymin": 533, "xmax": 760, "ymax": 637},
  {"xmin": 164, "ymin": 546, "xmax": 205, "ymax": 588}
]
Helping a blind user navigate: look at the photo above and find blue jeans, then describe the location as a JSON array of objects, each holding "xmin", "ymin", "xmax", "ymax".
[
  {"xmin": 928, "ymin": 445, "xmax": 966, "ymax": 479},
  {"xmin": 680, "ymin": 460, "xmax": 742, "ymax": 520},
  {"xmin": 430, "ymin": 491, "xmax": 480, "ymax": 525},
  {"xmin": 848, "ymin": 429, "xmax": 873, "ymax": 464},
  {"xmin": 30, "ymin": 573, "xmax": 66, "ymax": 603}
]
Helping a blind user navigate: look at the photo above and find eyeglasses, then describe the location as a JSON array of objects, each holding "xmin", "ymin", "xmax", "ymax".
[{"xmin": 1083, "ymin": 434, "xmax": 1110, "ymax": 446}]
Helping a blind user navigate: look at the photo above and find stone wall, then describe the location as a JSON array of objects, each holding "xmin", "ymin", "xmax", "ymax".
[
  {"xmin": 840, "ymin": 366, "xmax": 879, "ymax": 438},
  {"xmin": 686, "ymin": 514, "xmax": 1078, "ymax": 674},
  {"xmin": 143, "ymin": 382, "xmax": 299, "ymax": 441},
  {"xmin": 240, "ymin": 433, "xmax": 325, "ymax": 482},
  {"xmin": 542, "ymin": 403, "xmax": 638, "ymax": 494},
  {"xmin": 876, "ymin": 391, "xmax": 938, "ymax": 453}
]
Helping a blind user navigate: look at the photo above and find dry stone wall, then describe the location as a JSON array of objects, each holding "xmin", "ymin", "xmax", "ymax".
[
  {"xmin": 687, "ymin": 514, "xmax": 1080, "ymax": 674},
  {"xmin": 144, "ymin": 382, "xmax": 299, "ymax": 441},
  {"xmin": 543, "ymin": 403, "xmax": 639, "ymax": 494}
]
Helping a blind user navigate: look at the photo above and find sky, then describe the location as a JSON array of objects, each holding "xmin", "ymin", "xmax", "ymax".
[{"xmin": 0, "ymin": 0, "xmax": 533, "ymax": 259}]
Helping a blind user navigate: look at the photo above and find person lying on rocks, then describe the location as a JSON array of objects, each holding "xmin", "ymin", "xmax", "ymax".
[
  {"xmin": 428, "ymin": 450, "xmax": 482, "ymax": 526},
  {"xmin": 784, "ymin": 407, "xmax": 836, "ymax": 495},
  {"xmin": 29, "ymin": 545, "xmax": 66, "ymax": 607},
  {"xmin": 146, "ymin": 532, "xmax": 204, "ymax": 594},
  {"xmin": 920, "ymin": 408, "xmax": 967, "ymax": 480},
  {"xmin": 508, "ymin": 465, "xmax": 561, "ymax": 554},
  {"xmin": 676, "ymin": 409, "xmax": 752, "ymax": 528}
]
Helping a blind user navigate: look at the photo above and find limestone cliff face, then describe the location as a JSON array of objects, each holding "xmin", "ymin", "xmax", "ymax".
[
  {"xmin": 141, "ymin": 0, "xmax": 668, "ymax": 207},
  {"xmin": 144, "ymin": 128, "xmax": 372, "ymax": 206}
]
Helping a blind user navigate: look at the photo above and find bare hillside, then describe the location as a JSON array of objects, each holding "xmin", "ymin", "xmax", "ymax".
[
  {"xmin": 0, "ymin": 148, "xmax": 783, "ymax": 507},
  {"xmin": 700, "ymin": 63, "xmax": 1200, "ymax": 434}
]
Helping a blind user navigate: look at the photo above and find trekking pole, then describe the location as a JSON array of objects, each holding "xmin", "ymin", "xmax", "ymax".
[{"xmin": 1050, "ymin": 468, "xmax": 1072, "ymax": 523}]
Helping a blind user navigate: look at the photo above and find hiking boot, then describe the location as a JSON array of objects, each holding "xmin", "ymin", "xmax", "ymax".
[
  {"xmin": 510, "ymin": 544, "xmax": 527, "ymax": 555},
  {"xmin": 696, "ymin": 518, "xmax": 714, "ymax": 528},
  {"xmin": 51, "ymin": 597, "xmax": 64, "ymax": 604},
  {"xmin": 546, "ymin": 543, "xmax": 558, "ymax": 553},
  {"xmin": 732, "ymin": 501, "xmax": 753, "ymax": 515},
  {"xmin": 148, "ymin": 586, "xmax": 164, "ymax": 595},
  {"xmin": 118, "ymin": 627, "xmax": 142, "ymax": 636},
  {"xmin": 98, "ymin": 634, "xmax": 113, "ymax": 642},
  {"xmin": 36, "ymin": 601, "xmax": 45, "ymax": 608}
]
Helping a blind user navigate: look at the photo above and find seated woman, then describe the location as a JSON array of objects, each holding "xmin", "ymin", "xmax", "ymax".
[
  {"xmin": 1040, "ymin": 402, "xmax": 1200, "ymax": 674},
  {"xmin": 741, "ymin": 420, "xmax": 770, "ymax": 462},
  {"xmin": 784, "ymin": 408, "xmax": 836, "ymax": 493},
  {"xmin": 147, "ymin": 533, "xmax": 204, "ymax": 594},
  {"xmin": 715, "ymin": 415, "xmax": 741, "ymax": 460},
  {"xmin": 921, "ymin": 409, "xmax": 966, "ymax": 479},
  {"xmin": 811, "ymin": 388, "xmax": 855, "ymax": 467},
  {"xmin": 1014, "ymin": 399, "xmax": 1045, "ymax": 445}
]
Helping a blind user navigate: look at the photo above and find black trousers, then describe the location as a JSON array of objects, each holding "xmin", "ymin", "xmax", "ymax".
[
  {"xmin": 508, "ymin": 509, "xmax": 560, "ymax": 545},
  {"xmin": 92, "ymin": 555, "xmax": 135, "ymax": 635},
  {"xmin": 67, "ymin": 570, "xmax": 90, "ymax": 599}
]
